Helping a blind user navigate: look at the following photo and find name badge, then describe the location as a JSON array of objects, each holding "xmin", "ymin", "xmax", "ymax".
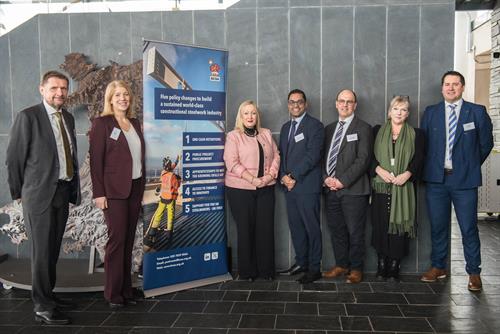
[
  {"xmin": 463, "ymin": 122, "xmax": 475, "ymax": 131},
  {"xmin": 110, "ymin": 127, "xmax": 121, "ymax": 140},
  {"xmin": 346, "ymin": 133, "xmax": 358, "ymax": 142},
  {"xmin": 294, "ymin": 133, "xmax": 305, "ymax": 142},
  {"xmin": 390, "ymin": 158, "xmax": 395, "ymax": 166}
]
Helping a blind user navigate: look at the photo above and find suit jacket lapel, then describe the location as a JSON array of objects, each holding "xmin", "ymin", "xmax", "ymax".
[
  {"xmin": 39, "ymin": 103, "xmax": 59, "ymax": 155},
  {"xmin": 339, "ymin": 116, "xmax": 356, "ymax": 154},
  {"xmin": 454, "ymin": 102, "xmax": 470, "ymax": 144}
]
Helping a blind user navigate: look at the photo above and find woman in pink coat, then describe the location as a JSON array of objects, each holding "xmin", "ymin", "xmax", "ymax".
[{"xmin": 224, "ymin": 100, "xmax": 280, "ymax": 281}]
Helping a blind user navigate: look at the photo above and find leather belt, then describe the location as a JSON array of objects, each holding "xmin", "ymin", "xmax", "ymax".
[{"xmin": 444, "ymin": 168, "xmax": 453, "ymax": 175}]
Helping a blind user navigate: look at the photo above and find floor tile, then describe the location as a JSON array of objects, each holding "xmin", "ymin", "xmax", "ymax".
[
  {"xmin": 370, "ymin": 316, "xmax": 433, "ymax": 332},
  {"xmin": 173, "ymin": 290, "xmax": 225, "ymax": 301},
  {"xmin": 223, "ymin": 291, "xmax": 249, "ymax": 301},
  {"xmin": 102, "ymin": 312, "xmax": 179, "ymax": 327},
  {"xmin": 174, "ymin": 313, "xmax": 240, "ymax": 328},
  {"xmin": 248, "ymin": 291, "xmax": 297, "ymax": 302},
  {"xmin": 339, "ymin": 316, "xmax": 371, "ymax": 331},
  {"xmin": 232, "ymin": 302, "xmax": 284, "ymax": 314},
  {"xmin": 299, "ymin": 292, "xmax": 354, "ymax": 303},
  {"xmin": 151, "ymin": 300, "xmax": 206, "ymax": 313},
  {"xmin": 238, "ymin": 314, "xmax": 276, "ymax": 328},
  {"xmin": 398, "ymin": 304, "xmax": 450, "ymax": 317},
  {"xmin": 275, "ymin": 315, "xmax": 341, "ymax": 330},
  {"xmin": 284, "ymin": 302, "xmax": 318, "ymax": 315},
  {"xmin": 204, "ymin": 301, "xmax": 234, "ymax": 313},
  {"xmin": 345, "ymin": 303, "xmax": 401, "ymax": 317},
  {"xmin": 354, "ymin": 292, "xmax": 407, "ymax": 304},
  {"xmin": 404, "ymin": 293, "xmax": 452, "ymax": 305},
  {"xmin": 428, "ymin": 316, "xmax": 490, "ymax": 333},
  {"xmin": 317, "ymin": 303, "xmax": 346, "ymax": 316},
  {"xmin": 335, "ymin": 283, "xmax": 371, "ymax": 293}
]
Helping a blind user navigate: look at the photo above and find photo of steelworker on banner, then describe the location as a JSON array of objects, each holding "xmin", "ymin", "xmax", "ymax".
[{"xmin": 142, "ymin": 40, "xmax": 229, "ymax": 296}]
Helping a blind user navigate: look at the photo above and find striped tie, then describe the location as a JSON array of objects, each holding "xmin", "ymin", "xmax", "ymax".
[
  {"xmin": 448, "ymin": 104, "xmax": 457, "ymax": 161},
  {"xmin": 327, "ymin": 121, "xmax": 345, "ymax": 176}
]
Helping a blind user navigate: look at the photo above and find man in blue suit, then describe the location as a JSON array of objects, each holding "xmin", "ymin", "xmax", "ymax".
[
  {"xmin": 278, "ymin": 89, "xmax": 325, "ymax": 284},
  {"xmin": 421, "ymin": 71, "xmax": 493, "ymax": 292}
]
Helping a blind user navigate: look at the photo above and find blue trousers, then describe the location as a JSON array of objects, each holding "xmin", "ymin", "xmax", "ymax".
[
  {"xmin": 426, "ymin": 182, "xmax": 481, "ymax": 274},
  {"xmin": 285, "ymin": 191, "xmax": 322, "ymax": 272}
]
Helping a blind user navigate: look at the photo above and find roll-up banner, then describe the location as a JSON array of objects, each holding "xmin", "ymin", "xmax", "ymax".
[{"xmin": 142, "ymin": 40, "xmax": 231, "ymax": 297}]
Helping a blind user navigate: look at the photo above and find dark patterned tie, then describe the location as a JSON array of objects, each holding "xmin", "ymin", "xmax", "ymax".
[
  {"xmin": 327, "ymin": 121, "xmax": 345, "ymax": 176},
  {"xmin": 54, "ymin": 112, "xmax": 73, "ymax": 179}
]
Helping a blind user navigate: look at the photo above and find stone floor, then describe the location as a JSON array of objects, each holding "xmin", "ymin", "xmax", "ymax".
[{"xmin": 1, "ymin": 217, "xmax": 499, "ymax": 334}]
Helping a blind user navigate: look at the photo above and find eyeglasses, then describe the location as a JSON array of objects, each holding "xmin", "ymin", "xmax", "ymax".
[
  {"xmin": 336, "ymin": 99, "xmax": 355, "ymax": 106},
  {"xmin": 288, "ymin": 100, "xmax": 305, "ymax": 106}
]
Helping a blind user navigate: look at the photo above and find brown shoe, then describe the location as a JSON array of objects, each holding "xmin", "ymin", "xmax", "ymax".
[
  {"xmin": 323, "ymin": 266, "xmax": 349, "ymax": 278},
  {"xmin": 468, "ymin": 274, "xmax": 482, "ymax": 292},
  {"xmin": 346, "ymin": 270, "xmax": 363, "ymax": 284},
  {"xmin": 420, "ymin": 267, "xmax": 447, "ymax": 282}
]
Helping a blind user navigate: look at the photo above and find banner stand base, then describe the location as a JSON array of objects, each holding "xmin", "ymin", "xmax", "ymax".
[{"xmin": 144, "ymin": 273, "xmax": 233, "ymax": 298}]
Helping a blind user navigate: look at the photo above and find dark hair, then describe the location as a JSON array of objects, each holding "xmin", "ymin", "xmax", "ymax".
[
  {"xmin": 441, "ymin": 70, "xmax": 465, "ymax": 86},
  {"xmin": 288, "ymin": 89, "xmax": 307, "ymax": 103},
  {"xmin": 335, "ymin": 89, "xmax": 357, "ymax": 103},
  {"xmin": 41, "ymin": 70, "xmax": 69, "ymax": 86}
]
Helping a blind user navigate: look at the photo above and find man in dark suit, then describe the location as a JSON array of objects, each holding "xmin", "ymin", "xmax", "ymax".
[
  {"xmin": 6, "ymin": 71, "xmax": 81, "ymax": 324},
  {"xmin": 278, "ymin": 89, "xmax": 325, "ymax": 284},
  {"xmin": 420, "ymin": 70, "xmax": 493, "ymax": 292},
  {"xmin": 322, "ymin": 89, "xmax": 373, "ymax": 284}
]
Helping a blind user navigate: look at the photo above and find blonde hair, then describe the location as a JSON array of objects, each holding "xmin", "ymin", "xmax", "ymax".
[
  {"xmin": 234, "ymin": 100, "xmax": 261, "ymax": 132},
  {"xmin": 101, "ymin": 80, "xmax": 136, "ymax": 117},
  {"xmin": 388, "ymin": 95, "xmax": 410, "ymax": 118}
]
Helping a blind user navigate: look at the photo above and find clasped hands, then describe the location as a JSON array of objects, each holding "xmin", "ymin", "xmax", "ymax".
[
  {"xmin": 375, "ymin": 166, "xmax": 411, "ymax": 186},
  {"xmin": 250, "ymin": 174, "xmax": 274, "ymax": 188},
  {"xmin": 281, "ymin": 174, "xmax": 296, "ymax": 191},
  {"xmin": 324, "ymin": 176, "xmax": 344, "ymax": 191}
]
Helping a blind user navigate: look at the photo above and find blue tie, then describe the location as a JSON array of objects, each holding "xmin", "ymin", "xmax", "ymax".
[
  {"xmin": 327, "ymin": 121, "xmax": 345, "ymax": 176},
  {"xmin": 448, "ymin": 104, "xmax": 457, "ymax": 161},
  {"xmin": 288, "ymin": 120, "xmax": 297, "ymax": 143}
]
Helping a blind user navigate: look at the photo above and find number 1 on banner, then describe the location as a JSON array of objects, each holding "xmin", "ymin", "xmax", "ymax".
[{"xmin": 185, "ymin": 134, "xmax": 190, "ymax": 144}]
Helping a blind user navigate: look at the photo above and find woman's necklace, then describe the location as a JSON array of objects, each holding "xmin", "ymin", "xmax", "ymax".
[{"xmin": 244, "ymin": 127, "xmax": 258, "ymax": 137}]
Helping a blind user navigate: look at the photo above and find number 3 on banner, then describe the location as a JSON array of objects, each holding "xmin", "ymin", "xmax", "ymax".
[{"xmin": 184, "ymin": 170, "xmax": 190, "ymax": 179}]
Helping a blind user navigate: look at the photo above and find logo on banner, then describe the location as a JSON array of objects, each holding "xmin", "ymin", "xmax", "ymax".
[
  {"xmin": 203, "ymin": 252, "xmax": 219, "ymax": 261},
  {"xmin": 208, "ymin": 60, "xmax": 221, "ymax": 82}
]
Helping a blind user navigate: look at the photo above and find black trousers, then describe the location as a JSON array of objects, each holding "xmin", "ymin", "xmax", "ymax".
[
  {"xmin": 325, "ymin": 191, "xmax": 369, "ymax": 271},
  {"xmin": 24, "ymin": 181, "xmax": 71, "ymax": 312},
  {"xmin": 226, "ymin": 185, "xmax": 275, "ymax": 278}
]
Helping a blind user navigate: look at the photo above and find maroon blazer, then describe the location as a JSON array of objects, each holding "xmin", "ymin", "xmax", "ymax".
[{"xmin": 89, "ymin": 115, "xmax": 146, "ymax": 199}]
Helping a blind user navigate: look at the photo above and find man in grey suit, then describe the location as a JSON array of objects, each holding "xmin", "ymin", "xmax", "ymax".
[
  {"xmin": 6, "ymin": 70, "xmax": 81, "ymax": 325},
  {"xmin": 322, "ymin": 89, "xmax": 373, "ymax": 284}
]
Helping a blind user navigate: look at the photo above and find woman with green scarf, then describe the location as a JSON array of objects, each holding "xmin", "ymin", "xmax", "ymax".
[{"xmin": 371, "ymin": 96, "xmax": 424, "ymax": 281}]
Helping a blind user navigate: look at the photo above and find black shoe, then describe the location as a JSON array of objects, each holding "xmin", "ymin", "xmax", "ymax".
[
  {"xmin": 386, "ymin": 259, "xmax": 400, "ymax": 281},
  {"xmin": 237, "ymin": 275, "xmax": 255, "ymax": 282},
  {"xmin": 376, "ymin": 255, "xmax": 388, "ymax": 280},
  {"xmin": 278, "ymin": 264, "xmax": 307, "ymax": 276},
  {"xmin": 297, "ymin": 271, "xmax": 321, "ymax": 284},
  {"xmin": 54, "ymin": 297, "xmax": 76, "ymax": 309},
  {"xmin": 35, "ymin": 309, "xmax": 70, "ymax": 325},
  {"xmin": 109, "ymin": 302, "xmax": 125, "ymax": 310},
  {"xmin": 125, "ymin": 298, "xmax": 138, "ymax": 305}
]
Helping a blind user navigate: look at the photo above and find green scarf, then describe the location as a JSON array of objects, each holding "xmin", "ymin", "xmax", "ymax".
[{"xmin": 372, "ymin": 120, "xmax": 416, "ymax": 237}]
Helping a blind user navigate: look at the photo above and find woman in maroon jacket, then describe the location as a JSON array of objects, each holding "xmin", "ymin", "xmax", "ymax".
[{"xmin": 89, "ymin": 80, "xmax": 145, "ymax": 309}]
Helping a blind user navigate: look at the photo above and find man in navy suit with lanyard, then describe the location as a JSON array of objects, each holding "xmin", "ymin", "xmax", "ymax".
[
  {"xmin": 421, "ymin": 71, "xmax": 493, "ymax": 292},
  {"xmin": 278, "ymin": 89, "xmax": 325, "ymax": 284}
]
